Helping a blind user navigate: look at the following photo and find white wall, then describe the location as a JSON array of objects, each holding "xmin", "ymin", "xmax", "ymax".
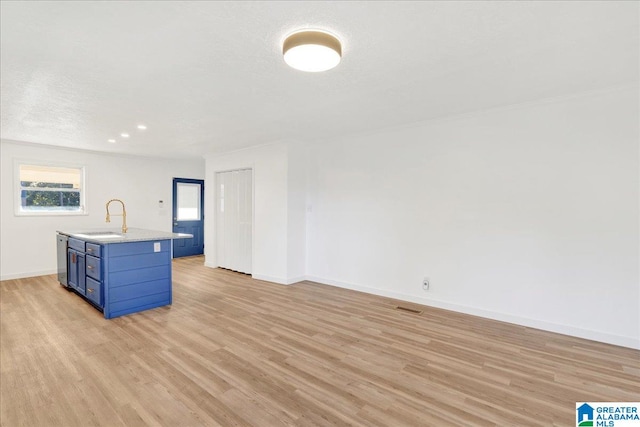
[
  {"xmin": 0, "ymin": 140, "xmax": 204, "ymax": 280},
  {"xmin": 305, "ymin": 85, "xmax": 639, "ymax": 349},
  {"xmin": 204, "ymin": 142, "xmax": 308, "ymax": 284},
  {"xmin": 287, "ymin": 143, "xmax": 308, "ymax": 282},
  {"xmin": 204, "ymin": 143, "xmax": 289, "ymax": 282}
]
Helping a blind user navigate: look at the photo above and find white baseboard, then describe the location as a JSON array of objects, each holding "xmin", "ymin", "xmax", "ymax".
[
  {"xmin": 284, "ymin": 276, "xmax": 307, "ymax": 285},
  {"xmin": 1, "ymin": 269, "xmax": 57, "ymax": 281},
  {"xmin": 251, "ymin": 274, "xmax": 291, "ymax": 285},
  {"xmin": 252, "ymin": 275, "xmax": 306, "ymax": 285},
  {"xmin": 303, "ymin": 275, "xmax": 640, "ymax": 350},
  {"xmin": 203, "ymin": 263, "xmax": 295, "ymax": 285}
]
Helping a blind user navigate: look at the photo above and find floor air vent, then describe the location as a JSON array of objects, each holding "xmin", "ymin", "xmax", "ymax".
[{"xmin": 395, "ymin": 306, "xmax": 423, "ymax": 314}]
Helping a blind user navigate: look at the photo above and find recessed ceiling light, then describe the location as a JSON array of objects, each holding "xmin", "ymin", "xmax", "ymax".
[
  {"xmin": 283, "ymin": 30, "xmax": 342, "ymax": 72},
  {"xmin": 137, "ymin": 124, "xmax": 147, "ymax": 130},
  {"xmin": 120, "ymin": 133, "xmax": 129, "ymax": 138},
  {"xmin": 108, "ymin": 139, "xmax": 116, "ymax": 143}
]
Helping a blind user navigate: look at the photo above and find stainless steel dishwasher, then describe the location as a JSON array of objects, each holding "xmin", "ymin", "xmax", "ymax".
[{"xmin": 56, "ymin": 233, "xmax": 69, "ymax": 287}]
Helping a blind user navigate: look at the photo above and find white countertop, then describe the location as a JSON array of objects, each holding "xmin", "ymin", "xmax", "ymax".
[{"xmin": 57, "ymin": 227, "xmax": 193, "ymax": 244}]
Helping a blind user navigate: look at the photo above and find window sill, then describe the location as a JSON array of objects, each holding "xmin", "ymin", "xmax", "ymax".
[{"xmin": 14, "ymin": 210, "xmax": 89, "ymax": 217}]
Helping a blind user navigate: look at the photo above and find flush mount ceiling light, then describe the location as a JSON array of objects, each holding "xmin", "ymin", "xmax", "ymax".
[{"xmin": 283, "ymin": 30, "xmax": 342, "ymax": 72}]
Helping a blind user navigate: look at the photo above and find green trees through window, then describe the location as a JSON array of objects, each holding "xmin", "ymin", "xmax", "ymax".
[
  {"xmin": 17, "ymin": 164, "xmax": 85, "ymax": 214},
  {"xmin": 20, "ymin": 181, "xmax": 80, "ymax": 208}
]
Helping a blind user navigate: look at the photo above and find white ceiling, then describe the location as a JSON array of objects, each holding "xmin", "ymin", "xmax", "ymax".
[{"xmin": 1, "ymin": 1, "xmax": 638, "ymax": 159}]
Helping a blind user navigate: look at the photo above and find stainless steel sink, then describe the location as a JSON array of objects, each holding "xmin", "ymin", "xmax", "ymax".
[
  {"xmin": 79, "ymin": 231, "xmax": 120, "ymax": 236},
  {"xmin": 74, "ymin": 231, "xmax": 122, "ymax": 239}
]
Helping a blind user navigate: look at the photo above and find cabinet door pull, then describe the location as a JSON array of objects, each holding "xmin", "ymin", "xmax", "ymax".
[
  {"xmin": 87, "ymin": 248, "xmax": 93, "ymax": 253},
  {"xmin": 87, "ymin": 265, "xmax": 94, "ymax": 270},
  {"xmin": 88, "ymin": 288, "xmax": 94, "ymax": 294}
]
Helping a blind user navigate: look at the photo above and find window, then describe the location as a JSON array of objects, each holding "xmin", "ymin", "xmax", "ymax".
[
  {"xmin": 15, "ymin": 163, "xmax": 86, "ymax": 215},
  {"xmin": 176, "ymin": 182, "xmax": 201, "ymax": 220}
]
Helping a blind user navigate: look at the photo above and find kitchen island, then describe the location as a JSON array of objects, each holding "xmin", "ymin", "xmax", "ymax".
[{"xmin": 57, "ymin": 228, "xmax": 192, "ymax": 319}]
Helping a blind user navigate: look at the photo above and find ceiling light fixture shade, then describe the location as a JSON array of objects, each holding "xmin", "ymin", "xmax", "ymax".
[{"xmin": 283, "ymin": 30, "xmax": 342, "ymax": 72}]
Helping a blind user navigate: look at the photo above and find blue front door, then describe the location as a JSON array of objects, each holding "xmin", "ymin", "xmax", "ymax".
[{"xmin": 172, "ymin": 178, "xmax": 205, "ymax": 258}]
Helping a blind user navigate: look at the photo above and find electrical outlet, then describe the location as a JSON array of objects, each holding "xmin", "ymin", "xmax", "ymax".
[{"xmin": 422, "ymin": 277, "xmax": 429, "ymax": 291}]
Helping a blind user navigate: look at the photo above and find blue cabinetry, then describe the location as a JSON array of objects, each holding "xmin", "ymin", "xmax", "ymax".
[
  {"xmin": 68, "ymin": 248, "xmax": 86, "ymax": 295},
  {"xmin": 65, "ymin": 237, "xmax": 172, "ymax": 319},
  {"xmin": 86, "ymin": 254, "xmax": 101, "ymax": 280},
  {"xmin": 86, "ymin": 277, "xmax": 102, "ymax": 306}
]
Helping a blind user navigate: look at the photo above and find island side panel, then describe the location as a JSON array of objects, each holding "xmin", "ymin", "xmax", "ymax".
[{"xmin": 102, "ymin": 240, "xmax": 172, "ymax": 319}]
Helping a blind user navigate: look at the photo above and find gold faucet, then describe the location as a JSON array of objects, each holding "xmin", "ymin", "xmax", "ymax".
[{"xmin": 105, "ymin": 199, "xmax": 128, "ymax": 233}]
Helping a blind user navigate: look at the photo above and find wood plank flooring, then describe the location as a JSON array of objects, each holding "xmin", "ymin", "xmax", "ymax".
[{"xmin": 1, "ymin": 256, "xmax": 638, "ymax": 426}]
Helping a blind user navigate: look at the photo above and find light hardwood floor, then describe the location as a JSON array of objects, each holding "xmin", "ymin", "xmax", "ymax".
[{"xmin": 1, "ymin": 256, "xmax": 638, "ymax": 426}]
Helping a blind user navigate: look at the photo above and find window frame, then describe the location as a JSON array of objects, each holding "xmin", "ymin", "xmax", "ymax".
[{"xmin": 14, "ymin": 159, "xmax": 88, "ymax": 217}]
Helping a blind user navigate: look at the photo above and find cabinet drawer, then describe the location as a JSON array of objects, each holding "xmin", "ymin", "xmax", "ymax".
[
  {"xmin": 86, "ymin": 255, "xmax": 101, "ymax": 280},
  {"xmin": 69, "ymin": 238, "xmax": 85, "ymax": 252},
  {"xmin": 86, "ymin": 243, "xmax": 101, "ymax": 257},
  {"xmin": 86, "ymin": 277, "xmax": 102, "ymax": 306}
]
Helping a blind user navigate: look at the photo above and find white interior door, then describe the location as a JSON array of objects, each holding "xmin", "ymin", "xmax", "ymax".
[{"xmin": 216, "ymin": 169, "xmax": 252, "ymax": 274}]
